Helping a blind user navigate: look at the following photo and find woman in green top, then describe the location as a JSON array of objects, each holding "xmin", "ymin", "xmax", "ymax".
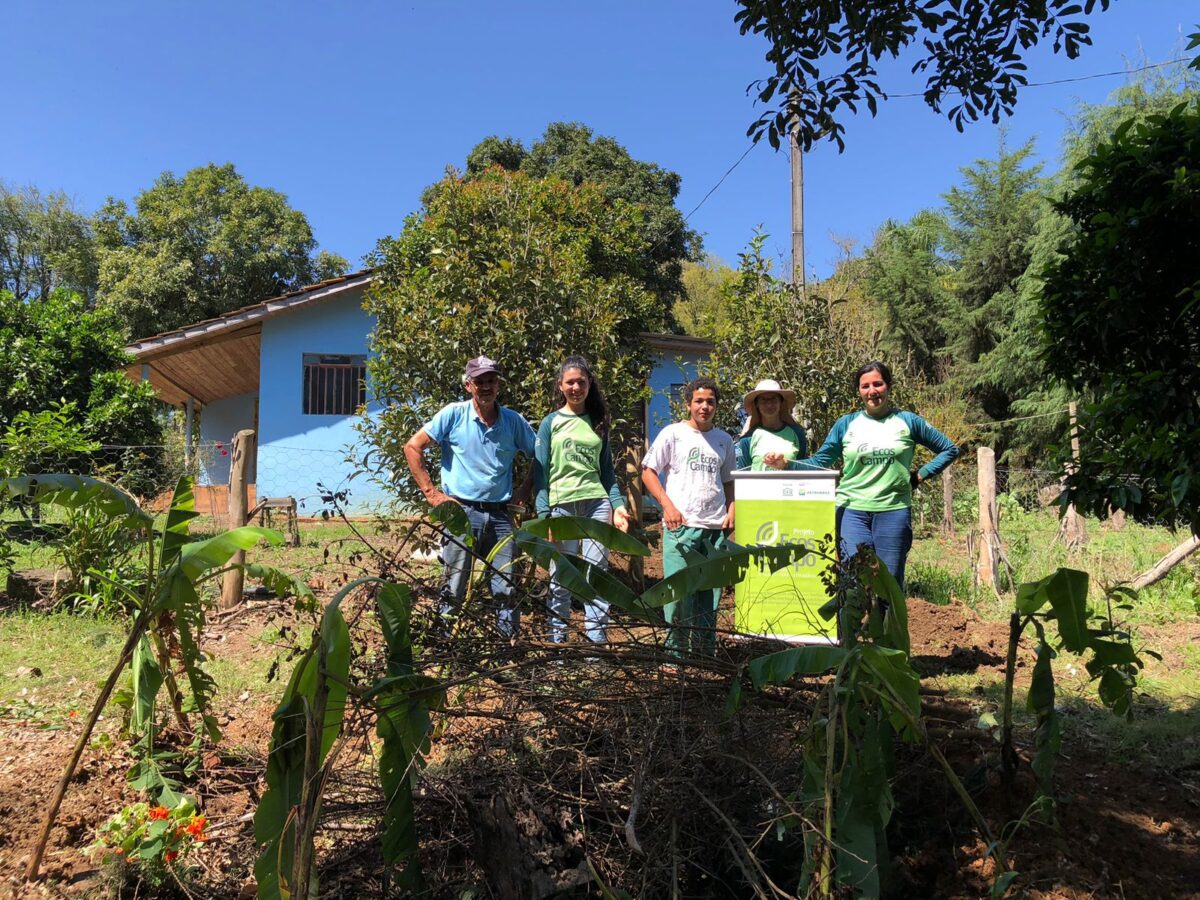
[
  {"xmin": 534, "ymin": 357, "xmax": 631, "ymax": 644},
  {"xmin": 796, "ymin": 361, "xmax": 959, "ymax": 589},
  {"xmin": 735, "ymin": 379, "xmax": 808, "ymax": 470}
]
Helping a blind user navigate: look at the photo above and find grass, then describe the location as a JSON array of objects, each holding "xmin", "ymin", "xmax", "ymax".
[
  {"xmin": 0, "ymin": 609, "xmax": 126, "ymax": 713},
  {"xmin": 908, "ymin": 501, "xmax": 1200, "ymax": 628}
]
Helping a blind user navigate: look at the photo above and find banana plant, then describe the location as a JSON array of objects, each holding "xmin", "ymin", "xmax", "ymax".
[
  {"xmin": 729, "ymin": 552, "xmax": 1004, "ymax": 898},
  {"xmin": 4, "ymin": 474, "xmax": 314, "ymax": 882},
  {"xmin": 254, "ymin": 578, "xmax": 446, "ymax": 899}
]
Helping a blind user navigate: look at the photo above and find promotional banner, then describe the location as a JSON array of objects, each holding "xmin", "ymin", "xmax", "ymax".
[{"xmin": 733, "ymin": 469, "xmax": 838, "ymax": 643}]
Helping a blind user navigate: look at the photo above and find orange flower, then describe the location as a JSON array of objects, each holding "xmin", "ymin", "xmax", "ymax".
[
  {"xmin": 164, "ymin": 850, "xmax": 178, "ymax": 864},
  {"xmin": 185, "ymin": 816, "xmax": 207, "ymax": 837},
  {"xmin": 148, "ymin": 806, "xmax": 170, "ymax": 821},
  {"xmin": 68, "ymin": 710, "xmax": 79, "ymax": 718}
]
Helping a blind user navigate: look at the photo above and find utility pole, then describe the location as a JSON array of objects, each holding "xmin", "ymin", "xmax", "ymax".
[{"xmin": 789, "ymin": 109, "xmax": 806, "ymax": 299}]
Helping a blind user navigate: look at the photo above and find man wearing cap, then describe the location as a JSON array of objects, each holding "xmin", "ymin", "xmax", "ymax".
[
  {"xmin": 404, "ymin": 356, "xmax": 536, "ymax": 636},
  {"xmin": 735, "ymin": 379, "xmax": 808, "ymax": 471}
]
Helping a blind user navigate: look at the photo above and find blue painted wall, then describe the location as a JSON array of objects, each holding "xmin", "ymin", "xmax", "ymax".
[
  {"xmin": 198, "ymin": 392, "xmax": 257, "ymax": 484},
  {"xmin": 645, "ymin": 348, "xmax": 707, "ymax": 446},
  {"xmin": 256, "ymin": 285, "xmax": 386, "ymax": 515},
  {"xmin": 642, "ymin": 347, "xmax": 709, "ymax": 511}
]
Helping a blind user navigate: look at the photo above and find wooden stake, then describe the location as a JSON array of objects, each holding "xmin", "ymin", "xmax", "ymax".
[
  {"xmin": 220, "ymin": 429, "xmax": 256, "ymax": 610},
  {"xmin": 941, "ymin": 467, "xmax": 955, "ymax": 536},
  {"xmin": 977, "ymin": 447, "xmax": 1001, "ymax": 595}
]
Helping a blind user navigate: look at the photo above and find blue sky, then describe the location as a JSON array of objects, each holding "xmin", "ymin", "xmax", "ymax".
[{"xmin": 5, "ymin": 1, "xmax": 1194, "ymax": 281}]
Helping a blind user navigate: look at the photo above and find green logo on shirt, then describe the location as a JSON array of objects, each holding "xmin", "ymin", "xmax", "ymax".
[
  {"xmin": 856, "ymin": 442, "xmax": 897, "ymax": 466},
  {"xmin": 687, "ymin": 446, "xmax": 721, "ymax": 474},
  {"xmin": 563, "ymin": 437, "xmax": 596, "ymax": 466}
]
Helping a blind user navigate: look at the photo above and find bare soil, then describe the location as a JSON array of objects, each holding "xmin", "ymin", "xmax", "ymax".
[{"xmin": 0, "ymin": 590, "xmax": 1196, "ymax": 898}]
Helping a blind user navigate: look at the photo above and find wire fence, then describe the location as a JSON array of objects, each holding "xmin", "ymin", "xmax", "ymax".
[{"xmin": 0, "ymin": 440, "xmax": 393, "ymax": 530}]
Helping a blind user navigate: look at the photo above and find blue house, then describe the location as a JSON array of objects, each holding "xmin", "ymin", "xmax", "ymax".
[{"xmin": 126, "ymin": 270, "xmax": 710, "ymax": 515}]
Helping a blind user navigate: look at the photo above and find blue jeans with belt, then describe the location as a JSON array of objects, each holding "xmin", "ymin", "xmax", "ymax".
[
  {"xmin": 547, "ymin": 497, "xmax": 613, "ymax": 644},
  {"xmin": 440, "ymin": 500, "xmax": 519, "ymax": 637},
  {"xmin": 836, "ymin": 506, "xmax": 914, "ymax": 590}
]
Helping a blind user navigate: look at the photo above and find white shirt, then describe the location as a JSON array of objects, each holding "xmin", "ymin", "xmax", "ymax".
[{"xmin": 642, "ymin": 422, "xmax": 735, "ymax": 529}]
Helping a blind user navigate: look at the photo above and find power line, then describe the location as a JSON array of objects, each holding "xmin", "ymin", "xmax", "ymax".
[
  {"xmin": 889, "ymin": 56, "xmax": 1191, "ymax": 99},
  {"xmin": 683, "ymin": 143, "xmax": 759, "ymax": 221}
]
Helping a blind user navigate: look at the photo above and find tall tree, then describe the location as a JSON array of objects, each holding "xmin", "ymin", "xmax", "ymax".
[
  {"xmin": 941, "ymin": 137, "xmax": 1046, "ymax": 424},
  {"xmin": 862, "ymin": 210, "xmax": 954, "ymax": 380},
  {"xmin": 460, "ymin": 123, "xmax": 698, "ymax": 308},
  {"xmin": 1040, "ymin": 100, "xmax": 1200, "ymax": 532},
  {"xmin": 0, "ymin": 182, "xmax": 96, "ymax": 303},
  {"xmin": 736, "ymin": 0, "xmax": 1114, "ymax": 149},
  {"xmin": 94, "ymin": 163, "xmax": 348, "ymax": 338},
  {"xmin": 363, "ymin": 167, "xmax": 671, "ymax": 505}
]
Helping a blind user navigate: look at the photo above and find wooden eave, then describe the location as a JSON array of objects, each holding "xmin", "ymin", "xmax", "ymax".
[
  {"xmin": 642, "ymin": 332, "xmax": 714, "ymax": 354},
  {"xmin": 124, "ymin": 270, "xmax": 374, "ymax": 407}
]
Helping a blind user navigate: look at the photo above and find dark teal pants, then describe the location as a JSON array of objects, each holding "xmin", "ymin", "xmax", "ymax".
[{"xmin": 662, "ymin": 525, "xmax": 727, "ymax": 656}]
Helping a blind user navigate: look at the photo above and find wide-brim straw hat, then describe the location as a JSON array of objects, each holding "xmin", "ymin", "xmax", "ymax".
[{"xmin": 742, "ymin": 379, "xmax": 797, "ymax": 416}]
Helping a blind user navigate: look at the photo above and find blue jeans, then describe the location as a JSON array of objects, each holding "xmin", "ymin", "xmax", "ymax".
[
  {"xmin": 547, "ymin": 497, "xmax": 613, "ymax": 644},
  {"xmin": 440, "ymin": 504, "xmax": 519, "ymax": 637},
  {"xmin": 836, "ymin": 506, "xmax": 913, "ymax": 590}
]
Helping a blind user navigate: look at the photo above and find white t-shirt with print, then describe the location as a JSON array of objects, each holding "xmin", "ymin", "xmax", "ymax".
[{"xmin": 642, "ymin": 422, "xmax": 735, "ymax": 529}]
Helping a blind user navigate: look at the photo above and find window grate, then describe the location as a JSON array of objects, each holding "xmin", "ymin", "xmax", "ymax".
[{"xmin": 302, "ymin": 353, "xmax": 367, "ymax": 415}]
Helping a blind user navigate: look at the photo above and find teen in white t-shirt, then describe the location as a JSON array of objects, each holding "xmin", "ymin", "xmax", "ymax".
[{"xmin": 642, "ymin": 378, "xmax": 735, "ymax": 656}]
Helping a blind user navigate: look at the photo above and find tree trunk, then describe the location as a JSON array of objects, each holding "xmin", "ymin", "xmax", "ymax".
[{"xmin": 1131, "ymin": 535, "xmax": 1200, "ymax": 590}]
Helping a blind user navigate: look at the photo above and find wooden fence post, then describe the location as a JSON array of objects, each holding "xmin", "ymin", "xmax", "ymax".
[
  {"xmin": 977, "ymin": 447, "xmax": 1002, "ymax": 595},
  {"xmin": 624, "ymin": 406, "xmax": 647, "ymax": 592},
  {"xmin": 1059, "ymin": 400, "xmax": 1087, "ymax": 547},
  {"xmin": 941, "ymin": 467, "xmax": 955, "ymax": 536},
  {"xmin": 220, "ymin": 429, "xmax": 256, "ymax": 610}
]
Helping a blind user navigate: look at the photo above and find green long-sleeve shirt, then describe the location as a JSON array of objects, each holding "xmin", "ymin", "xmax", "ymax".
[
  {"xmin": 794, "ymin": 409, "xmax": 959, "ymax": 511},
  {"xmin": 533, "ymin": 409, "xmax": 626, "ymax": 516}
]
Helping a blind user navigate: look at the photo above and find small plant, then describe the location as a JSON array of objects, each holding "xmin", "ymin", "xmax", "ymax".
[
  {"xmin": 1000, "ymin": 568, "xmax": 1151, "ymax": 804},
  {"xmin": 2, "ymin": 473, "xmax": 313, "ymax": 881},
  {"xmin": 90, "ymin": 799, "xmax": 209, "ymax": 894}
]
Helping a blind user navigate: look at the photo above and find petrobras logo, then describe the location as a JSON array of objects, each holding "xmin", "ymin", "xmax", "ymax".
[{"xmin": 755, "ymin": 520, "xmax": 780, "ymax": 545}]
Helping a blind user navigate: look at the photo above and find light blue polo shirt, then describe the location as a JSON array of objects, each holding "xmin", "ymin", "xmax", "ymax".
[{"xmin": 423, "ymin": 400, "xmax": 536, "ymax": 503}]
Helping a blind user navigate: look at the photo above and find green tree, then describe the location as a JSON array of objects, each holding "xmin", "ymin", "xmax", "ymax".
[
  {"xmin": 704, "ymin": 232, "xmax": 870, "ymax": 444},
  {"xmin": 95, "ymin": 163, "xmax": 347, "ymax": 338},
  {"xmin": 862, "ymin": 210, "xmax": 954, "ymax": 380},
  {"xmin": 1040, "ymin": 101, "xmax": 1200, "ymax": 532},
  {"xmin": 999, "ymin": 65, "xmax": 1200, "ymax": 464},
  {"xmin": 941, "ymin": 137, "xmax": 1046, "ymax": 432},
  {"xmin": 362, "ymin": 167, "xmax": 671, "ymax": 504},
  {"xmin": 460, "ymin": 123, "xmax": 698, "ymax": 306},
  {"xmin": 735, "ymin": 0, "xmax": 1114, "ymax": 149},
  {"xmin": 0, "ymin": 182, "xmax": 97, "ymax": 303},
  {"xmin": 0, "ymin": 289, "xmax": 163, "ymax": 485},
  {"xmin": 674, "ymin": 254, "xmax": 738, "ymax": 339}
]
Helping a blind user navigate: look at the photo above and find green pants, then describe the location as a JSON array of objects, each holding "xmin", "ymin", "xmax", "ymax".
[{"xmin": 662, "ymin": 525, "xmax": 728, "ymax": 656}]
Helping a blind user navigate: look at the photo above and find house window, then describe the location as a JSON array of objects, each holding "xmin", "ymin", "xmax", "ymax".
[{"xmin": 302, "ymin": 353, "xmax": 366, "ymax": 415}]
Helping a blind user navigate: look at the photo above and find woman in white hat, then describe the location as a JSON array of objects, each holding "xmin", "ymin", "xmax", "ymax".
[{"xmin": 735, "ymin": 379, "xmax": 808, "ymax": 470}]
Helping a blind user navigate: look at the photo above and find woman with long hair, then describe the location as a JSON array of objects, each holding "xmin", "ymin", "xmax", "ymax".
[
  {"xmin": 735, "ymin": 378, "xmax": 808, "ymax": 470},
  {"xmin": 796, "ymin": 361, "xmax": 959, "ymax": 589},
  {"xmin": 534, "ymin": 356, "xmax": 631, "ymax": 644}
]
